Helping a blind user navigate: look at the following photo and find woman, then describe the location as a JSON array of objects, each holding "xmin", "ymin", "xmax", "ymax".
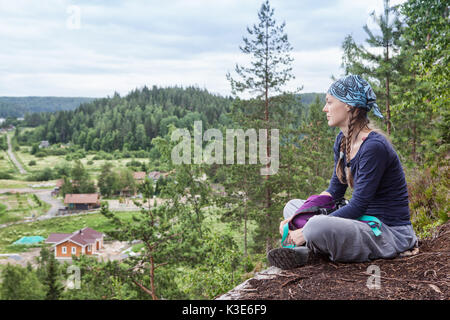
[{"xmin": 267, "ymin": 75, "xmax": 418, "ymax": 270}]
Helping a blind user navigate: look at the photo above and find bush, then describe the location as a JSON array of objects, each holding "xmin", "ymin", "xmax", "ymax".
[
  {"xmin": 46, "ymin": 148, "xmax": 68, "ymax": 156},
  {"xmin": 126, "ymin": 160, "xmax": 142, "ymax": 168},
  {"xmin": 54, "ymin": 162, "xmax": 71, "ymax": 177},
  {"xmin": 35, "ymin": 151, "xmax": 47, "ymax": 158},
  {"xmin": 407, "ymin": 160, "xmax": 449, "ymax": 238},
  {"xmin": 27, "ymin": 168, "xmax": 54, "ymax": 181},
  {"xmin": 87, "ymin": 160, "xmax": 94, "ymax": 165},
  {"xmin": 0, "ymin": 171, "xmax": 13, "ymax": 179},
  {"xmin": 134, "ymin": 150, "xmax": 149, "ymax": 158},
  {"xmin": 71, "ymin": 152, "xmax": 86, "ymax": 160},
  {"xmin": 28, "ymin": 160, "xmax": 36, "ymax": 166}
]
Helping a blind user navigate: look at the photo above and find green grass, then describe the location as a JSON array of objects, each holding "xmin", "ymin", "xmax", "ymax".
[
  {"xmin": 0, "ymin": 210, "xmax": 139, "ymax": 253},
  {"xmin": 0, "ymin": 179, "xmax": 56, "ymax": 189},
  {"xmin": 0, "ymin": 150, "xmax": 15, "ymax": 173},
  {"xmin": 0, "ymin": 193, "xmax": 51, "ymax": 224},
  {"xmin": 14, "ymin": 150, "xmax": 149, "ymax": 182}
]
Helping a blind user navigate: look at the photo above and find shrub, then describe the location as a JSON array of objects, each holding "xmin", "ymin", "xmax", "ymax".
[
  {"xmin": 47, "ymin": 148, "xmax": 68, "ymax": 156},
  {"xmin": 134, "ymin": 150, "xmax": 149, "ymax": 158},
  {"xmin": 407, "ymin": 160, "xmax": 449, "ymax": 238},
  {"xmin": 126, "ymin": 160, "xmax": 142, "ymax": 168},
  {"xmin": 87, "ymin": 160, "xmax": 94, "ymax": 165},
  {"xmin": 27, "ymin": 168, "xmax": 54, "ymax": 181},
  {"xmin": 35, "ymin": 151, "xmax": 47, "ymax": 158},
  {"xmin": 28, "ymin": 160, "xmax": 36, "ymax": 166},
  {"xmin": 0, "ymin": 171, "xmax": 13, "ymax": 179}
]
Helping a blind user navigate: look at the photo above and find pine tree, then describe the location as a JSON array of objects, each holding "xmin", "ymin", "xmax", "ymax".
[
  {"xmin": 44, "ymin": 254, "xmax": 63, "ymax": 300},
  {"xmin": 341, "ymin": 0, "xmax": 403, "ymax": 135},
  {"xmin": 226, "ymin": 0, "xmax": 297, "ymax": 253}
]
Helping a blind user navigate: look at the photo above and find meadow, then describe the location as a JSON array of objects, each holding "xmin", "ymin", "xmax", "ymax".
[{"xmin": 0, "ymin": 192, "xmax": 51, "ymax": 224}]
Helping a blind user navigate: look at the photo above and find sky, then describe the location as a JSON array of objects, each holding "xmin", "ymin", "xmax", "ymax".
[{"xmin": 0, "ymin": 0, "xmax": 406, "ymax": 98}]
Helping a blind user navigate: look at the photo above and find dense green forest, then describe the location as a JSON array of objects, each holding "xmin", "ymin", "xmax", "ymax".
[
  {"xmin": 0, "ymin": 97, "xmax": 95, "ymax": 118},
  {"xmin": 19, "ymin": 86, "xmax": 322, "ymax": 152},
  {"xmin": 0, "ymin": 0, "xmax": 448, "ymax": 301}
]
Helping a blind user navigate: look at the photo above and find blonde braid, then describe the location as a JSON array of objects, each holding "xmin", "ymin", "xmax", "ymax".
[
  {"xmin": 336, "ymin": 138, "xmax": 346, "ymax": 184},
  {"xmin": 345, "ymin": 108, "xmax": 358, "ymax": 188}
]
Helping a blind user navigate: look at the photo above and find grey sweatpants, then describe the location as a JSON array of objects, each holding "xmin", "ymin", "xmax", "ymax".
[{"xmin": 283, "ymin": 199, "xmax": 418, "ymax": 263}]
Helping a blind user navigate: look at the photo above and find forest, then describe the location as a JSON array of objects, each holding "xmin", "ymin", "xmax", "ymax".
[{"xmin": 0, "ymin": 0, "xmax": 448, "ymax": 300}]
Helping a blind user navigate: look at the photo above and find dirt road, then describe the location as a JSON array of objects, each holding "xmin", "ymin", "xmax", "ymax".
[{"xmin": 6, "ymin": 133, "xmax": 26, "ymax": 174}]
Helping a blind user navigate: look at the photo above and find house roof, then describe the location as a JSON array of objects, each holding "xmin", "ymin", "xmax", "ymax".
[
  {"xmin": 55, "ymin": 179, "xmax": 64, "ymax": 188},
  {"xmin": 69, "ymin": 232, "xmax": 96, "ymax": 246},
  {"xmin": 64, "ymin": 193, "xmax": 99, "ymax": 204},
  {"xmin": 46, "ymin": 233, "xmax": 73, "ymax": 243},
  {"xmin": 80, "ymin": 227, "xmax": 103, "ymax": 239},
  {"xmin": 47, "ymin": 227, "xmax": 104, "ymax": 247},
  {"xmin": 148, "ymin": 171, "xmax": 161, "ymax": 180},
  {"xmin": 133, "ymin": 171, "xmax": 146, "ymax": 180}
]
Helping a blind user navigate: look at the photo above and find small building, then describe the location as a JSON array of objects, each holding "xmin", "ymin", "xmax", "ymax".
[
  {"xmin": 39, "ymin": 140, "xmax": 50, "ymax": 148},
  {"xmin": 133, "ymin": 171, "xmax": 147, "ymax": 183},
  {"xmin": 46, "ymin": 227, "xmax": 104, "ymax": 260},
  {"xmin": 64, "ymin": 193, "xmax": 100, "ymax": 210},
  {"xmin": 148, "ymin": 171, "xmax": 161, "ymax": 181},
  {"xmin": 51, "ymin": 179, "xmax": 64, "ymax": 196}
]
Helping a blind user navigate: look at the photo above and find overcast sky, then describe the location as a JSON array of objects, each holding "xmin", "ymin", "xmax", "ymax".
[{"xmin": 0, "ymin": 0, "xmax": 406, "ymax": 98}]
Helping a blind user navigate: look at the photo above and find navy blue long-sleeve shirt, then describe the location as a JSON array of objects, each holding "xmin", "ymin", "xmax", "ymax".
[{"xmin": 326, "ymin": 131, "xmax": 411, "ymax": 226}]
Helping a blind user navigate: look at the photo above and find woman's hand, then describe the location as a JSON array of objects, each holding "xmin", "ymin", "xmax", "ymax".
[
  {"xmin": 287, "ymin": 228, "xmax": 306, "ymax": 246},
  {"xmin": 279, "ymin": 218, "xmax": 291, "ymax": 236}
]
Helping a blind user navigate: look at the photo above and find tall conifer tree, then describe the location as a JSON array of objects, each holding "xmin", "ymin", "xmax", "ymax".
[{"xmin": 226, "ymin": 0, "xmax": 297, "ymax": 253}]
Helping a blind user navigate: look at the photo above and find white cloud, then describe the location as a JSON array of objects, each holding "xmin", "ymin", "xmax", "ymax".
[{"xmin": 0, "ymin": 0, "xmax": 407, "ymax": 97}]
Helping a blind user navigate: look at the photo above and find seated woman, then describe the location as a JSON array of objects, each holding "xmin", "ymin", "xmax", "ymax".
[{"xmin": 268, "ymin": 75, "xmax": 418, "ymax": 270}]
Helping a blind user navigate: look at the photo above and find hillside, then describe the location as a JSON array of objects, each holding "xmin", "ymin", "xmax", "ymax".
[
  {"xmin": 20, "ymin": 86, "xmax": 321, "ymax": 152},
  {"xmin": 0, "ymin": 97, "xmax": 96, "ymax": 118}
]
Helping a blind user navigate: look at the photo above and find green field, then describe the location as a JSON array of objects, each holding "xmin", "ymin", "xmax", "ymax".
[
  {"xmin": 0, "ymin": 150, "xmax": 16, "ymax": 174},
  {"xmin": 15, "ymin": 150, "xmax": 149, "ymax": 180},
  {"xmin": 0, "ymin": 192, "xmax": 51, "ymax": 224}
]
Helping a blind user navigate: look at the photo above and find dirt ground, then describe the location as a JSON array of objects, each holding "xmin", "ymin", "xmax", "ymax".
[
  {"xmin": 0, "ymin": 247, "xmax": 42, "ymax": 268},
  {"xmin": 237, "ymin": 222, "xmax": 449, "ymax": 300}
]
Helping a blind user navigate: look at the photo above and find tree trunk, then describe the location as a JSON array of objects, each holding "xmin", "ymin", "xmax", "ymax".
[
  {"xmin": 150, "ymin": 256, "xmax": 158, "ymax": 300},
  {"xmin": 244, "ymin": 205, "xmax": 248, "ymax": 271},
  {"xmin": 386, "ymin": 42, "xmax": 391, "ymax": 135},
  {"xmin": 264, "ymin": 19, "xmax": 272, "ymax": 254}
]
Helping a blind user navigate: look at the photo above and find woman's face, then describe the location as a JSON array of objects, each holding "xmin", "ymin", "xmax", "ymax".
[{"xmin": 323, "ymin": 93, "xmax": 350, "ymax": 128}]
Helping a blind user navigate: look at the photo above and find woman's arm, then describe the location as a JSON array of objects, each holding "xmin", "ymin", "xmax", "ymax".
[{"xmin": 330, "ymin": 140, "xmax": 388, "ymax": 220}]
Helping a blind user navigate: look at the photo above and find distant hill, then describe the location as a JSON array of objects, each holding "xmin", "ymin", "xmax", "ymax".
[
  {"xmin": 298, "ymin": 92, "xmax": 326, "ymax": 105},
  {"xmin": 0, "ymin": 97, "xmax": 96, "ymax": 118}
]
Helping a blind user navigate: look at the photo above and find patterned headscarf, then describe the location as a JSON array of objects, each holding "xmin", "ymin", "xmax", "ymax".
[{"xmin": 327, "ymin": 75, "xmax": 384, "ymax": 119}]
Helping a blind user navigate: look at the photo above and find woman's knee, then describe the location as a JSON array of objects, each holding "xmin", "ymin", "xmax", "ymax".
[
  {"xmin": 302, "ymin": 215, "xmax": 331, "ymax": 243},
  {"xmin": 283, "ymin": 199, "xmax": 305, "ymax": 220}
]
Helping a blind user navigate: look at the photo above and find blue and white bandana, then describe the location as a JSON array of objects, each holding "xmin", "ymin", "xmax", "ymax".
[{"xmin": 327, "ymin": 75, "xmax": 384, "ymax": 119}]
